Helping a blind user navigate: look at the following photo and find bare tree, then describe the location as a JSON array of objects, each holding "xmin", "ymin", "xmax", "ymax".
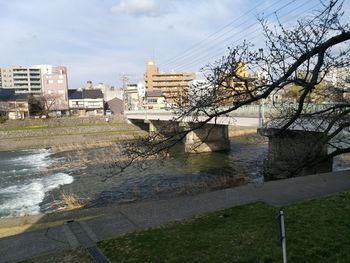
[
  {"xmin": 107, "ymin": 0, "xmax": 350, "ymax": 179},
  {"xmin": 28, "ymin": 94, "xmax": 61, "ymax": 118}
]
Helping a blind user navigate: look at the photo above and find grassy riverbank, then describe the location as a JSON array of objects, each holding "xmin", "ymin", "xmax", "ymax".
[
  {"xmin": 20, "ymin": 191, "xmax": 350, "ymax": 262},
  {"xmin": 0, "ymin": 121, "xmax": 147, "ymax": 152},
  {"xmin": 96, "ymin": 191, "xmax": 350, "ymax": 263}
]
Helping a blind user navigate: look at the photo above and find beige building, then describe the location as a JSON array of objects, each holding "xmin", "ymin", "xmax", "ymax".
[
  {"xmin": 34, "ymin": 65, "xmax": 69, "ymax": 115},
  {"xmin": 144, "ymin": 60, "xmax": 195, "ymax": 106},
  {"xmin": 0, "ymin": 66, "xmax": 42, "ymax": 93}
]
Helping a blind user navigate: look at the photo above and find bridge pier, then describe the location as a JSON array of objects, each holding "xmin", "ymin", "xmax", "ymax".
[
  {"xmin": 185, "ymin": 124, "xmax": 230, "ymax": 153},
  {"xmin": 260, "ymin": 129, "xmax": 332, "ymax": 179},
  {"xmin": 148, "ymin": 120, "xmax": 180, "ymax": 137}
]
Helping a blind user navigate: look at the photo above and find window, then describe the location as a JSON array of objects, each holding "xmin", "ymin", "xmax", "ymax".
[
  {"xmin": 48, "ymin": 80, "xmax": 53, "ymax": 84},
  {"xmin": 57, "ymin": 80, "xmax": 63, "ymax": 84}
]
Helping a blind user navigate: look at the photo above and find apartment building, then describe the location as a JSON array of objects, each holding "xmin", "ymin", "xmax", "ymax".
[
  {"xmin": 34, "ymin": 65, "xmax": 69, "ymax": 115},
  {"xmin": 144, "ymin": 60, "xmax": 195, "ymax": 106},
  {"xmin": 0, "ymin": 66, "xmax": 42, "ymax": 93}
]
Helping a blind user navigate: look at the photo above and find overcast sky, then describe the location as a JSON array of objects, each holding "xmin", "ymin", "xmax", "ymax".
[{"xmin": 0, "ymin": 0, "xmax": 348, "ymax": 88}]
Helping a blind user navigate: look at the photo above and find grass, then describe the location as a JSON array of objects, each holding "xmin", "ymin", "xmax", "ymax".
[
  {"xmin": 0, "ymin": 129, "xmax": 145, "ymax": 140},
  {"xmin": 98, "ymin": 192, "xmax": 350, "ymax": 263},
  {"xmin": 0, "ymin": 122, "xmax": 127, "ymax": 131},
  {"xmin": 61, "ymin": 192, "xmax": 86, "ymax": 210}
]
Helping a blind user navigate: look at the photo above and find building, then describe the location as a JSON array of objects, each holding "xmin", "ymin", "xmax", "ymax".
[
  {"xmin": 93, "ymin": 83, "xmax": 123, "ymax": 101},
  {"xmin": 34, "ymin": 65, "xmax": 69, "ymax": 115},
  {"xmin": 125, "ymin": 83, "xmax": 142, "ymax": 110},
  {"xmin": 105, "ymin": 97, "xmax": 124, "ymax": 115},
  {"xmin": 0, "ymin": 89, "xmax": 30, "ymax": 119},
  {"xmin": 144, "ymin": 60, "xmax": 195, "ymax": 106},
  {"xmin": 144, "ymin": 90, "xmax": 166, "ymax": 109},
  {"xmin": 68, "ymin": 89, "xmax": 104, "ymax": 116},
  {"xmin": 0, "ymin": 66, "xmax": 42, "ymax": 93},
  {"xmin": 218, "ymin": 63, "xmax": 256, "ymax": 105}
]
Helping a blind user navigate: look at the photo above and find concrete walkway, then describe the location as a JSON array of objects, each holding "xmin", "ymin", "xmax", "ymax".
[{"xmin": 1, "ymin": 170, "xmax": 350, "ymax": 263}]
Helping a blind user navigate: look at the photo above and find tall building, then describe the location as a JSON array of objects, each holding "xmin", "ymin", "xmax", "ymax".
[
  {"xmin": 0, "ymin": 66, "xmax": 42, "ymax": 93},
  {"xmin": 144, "ymin": 60, "xmax": 195, "ymax": 106},
  {"xmin": 33, "ymin": 65, "xmax": 69, "ymax": 114}
]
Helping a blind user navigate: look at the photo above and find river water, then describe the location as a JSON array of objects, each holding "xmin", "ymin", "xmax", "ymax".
[{"xmin": 0, "ymin": 139, "xmax": 349, "ymax": 218}]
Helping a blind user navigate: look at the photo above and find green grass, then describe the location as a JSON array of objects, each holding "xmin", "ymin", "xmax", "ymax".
[
  {"xmin": 0, "ymin": 122, "xmax": 127, "ymax": 131},
  {"xmin": 0, "ymin": 130, "xmax": 145, "ymax": 141},
  {"xmin": 98, "ymin": 192, "xmax": 350, "ymax": 263}
]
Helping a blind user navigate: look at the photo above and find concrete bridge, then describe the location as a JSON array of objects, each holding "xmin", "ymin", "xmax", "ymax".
[
  {"xmin": 125, "ymin": 104, "xmax": 340, "ymax": 178},
  {"xmin": 125, "ymin": 105, "xmax": 263, "ymax": 153}
]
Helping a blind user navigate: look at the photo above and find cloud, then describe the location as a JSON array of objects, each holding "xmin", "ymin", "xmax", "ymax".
[{"xmin": 111, "ymin": 0, "xmax": 173, "ymax": 17}]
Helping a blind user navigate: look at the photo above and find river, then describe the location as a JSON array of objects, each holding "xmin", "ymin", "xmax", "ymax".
[{"xmin": 0, "ymin": 138, "xmax": 349, "ymax": 218}]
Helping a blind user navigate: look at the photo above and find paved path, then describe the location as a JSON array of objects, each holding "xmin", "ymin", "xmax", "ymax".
[{"xmin": 1, "ymin": 170, "xmax": 350, "ymax": 263}]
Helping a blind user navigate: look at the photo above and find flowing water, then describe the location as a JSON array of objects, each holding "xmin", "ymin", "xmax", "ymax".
[
  {"xmin": 0, "ymin": 149, "xmax": 73, "ymax": 218},
  {"xmin": 1, "ymin": 139, "xmax": 350, "ymax": 218}
]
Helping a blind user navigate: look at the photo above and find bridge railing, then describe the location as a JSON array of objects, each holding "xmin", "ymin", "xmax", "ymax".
[{"xmin": 125, "ymin": 103, "xmax": 341, "ymax": 118}]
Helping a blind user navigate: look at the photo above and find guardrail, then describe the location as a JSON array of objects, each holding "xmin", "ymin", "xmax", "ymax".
[{"xmin": 125, "ymin": 103, "xmax": 342, "ymax": 117}]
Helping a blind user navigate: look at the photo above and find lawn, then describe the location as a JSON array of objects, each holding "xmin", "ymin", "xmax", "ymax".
[{"xmin": 98, "ymin": 192, "xmax": 350, "ymax": 263}]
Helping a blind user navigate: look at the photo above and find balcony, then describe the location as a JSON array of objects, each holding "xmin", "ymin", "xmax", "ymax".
[
  {"xmin": 13, "ymin": 76, "xmax": 28, "ymax": 80},
  {"xmin": 13, "ymin": 74, "xmax": 28, "ymax": 77},
  {"xmin": 13, "ymin": 69, "xmax": 28, "ymax": 73}
]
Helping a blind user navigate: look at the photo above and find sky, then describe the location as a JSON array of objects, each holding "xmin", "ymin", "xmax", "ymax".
[{"xmin": 0, "ymin": 0, "xmax": 348, "ymax": 88}]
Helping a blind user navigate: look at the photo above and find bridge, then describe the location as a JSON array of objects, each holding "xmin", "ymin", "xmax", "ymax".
[
  {"xmin": 125, "ymin": 105, "xmax": 265, "ymax": 153},
  {"xmin": 125, "ymin": 104, "xmax": 339, "ymax": 178}
]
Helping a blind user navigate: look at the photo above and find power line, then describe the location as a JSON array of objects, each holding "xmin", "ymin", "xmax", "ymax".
[
  {"xmin": 160, "ymin": 0, "xmax": 282, "ymax": 67},
  {"xmin": 173, "ymin": 1, "xmax": 319, "ymax": 72},
  {"xmin": 169, "ymin": 0, "xmax": 304, "ymax": 71}
]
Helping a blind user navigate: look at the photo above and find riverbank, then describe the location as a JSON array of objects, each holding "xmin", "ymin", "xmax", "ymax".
[
  {"xmin": 1, "ymin": 170, "xmax": 350, "ymax": 262},
  {"xmin": 98, "ymin": 190, "xmax": 350, "ymax": 263},
  {"xmin": 0, "ymin": 119, "xmax": 147, "ymax": 152},
  {"xmin": 0, "ymin": 117, "xmax": 259, "ymax": 152}
]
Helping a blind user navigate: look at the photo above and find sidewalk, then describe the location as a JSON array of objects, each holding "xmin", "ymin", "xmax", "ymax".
[{"xmin": 1, "ymin": 170, "xmax": 350, "ymax": 263}]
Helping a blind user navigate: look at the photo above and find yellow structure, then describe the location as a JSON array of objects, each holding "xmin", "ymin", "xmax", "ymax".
[{"xmin": 219, "ymin": 63, "xmax": 254, "ymax": 105}]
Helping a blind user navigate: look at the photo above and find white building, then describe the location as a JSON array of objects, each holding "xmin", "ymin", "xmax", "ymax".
[{"xmin": 68, "ymin": 89, "xmax": 104, "ymax": 116}]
